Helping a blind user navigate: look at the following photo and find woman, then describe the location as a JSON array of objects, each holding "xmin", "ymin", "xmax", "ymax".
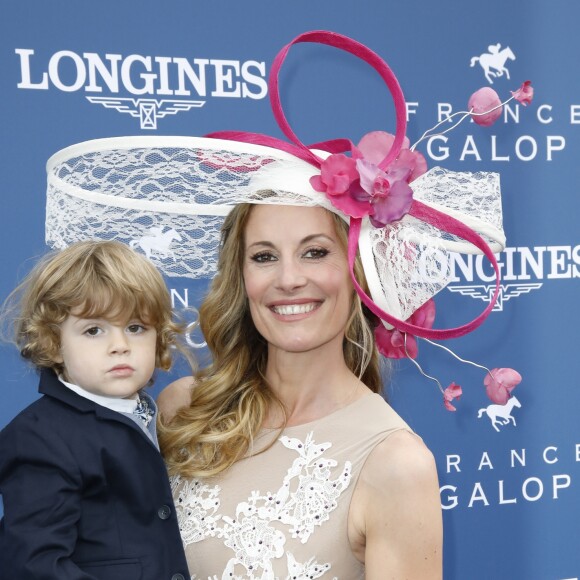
[
  {"xmin": 42, "ymin": 29, "xmax": 511, "ymax": 580},
  {"xmin": 158, "ymin": 202, "xmax": 443, "ymax": 579}
]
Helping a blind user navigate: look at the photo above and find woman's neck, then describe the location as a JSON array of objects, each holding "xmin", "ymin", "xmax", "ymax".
[{"xmin": 263, "ymin": 339, "xmax": 370, "ymax": 428}]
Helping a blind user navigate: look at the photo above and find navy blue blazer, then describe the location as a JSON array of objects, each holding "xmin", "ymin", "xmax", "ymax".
[{"xmin": 0, "ymin": 369, "xmax": 189, "ymax": 580}]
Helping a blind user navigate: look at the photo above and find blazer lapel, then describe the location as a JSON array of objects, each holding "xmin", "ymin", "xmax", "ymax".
[{"xmin": 38, "ymin": 369, "xmax": 157, "ymax": 446}]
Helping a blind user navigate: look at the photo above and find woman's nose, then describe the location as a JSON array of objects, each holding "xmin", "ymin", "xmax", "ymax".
[{"xmin": 275, "ymin": 259, "xmax": 307, "ymax": 291}]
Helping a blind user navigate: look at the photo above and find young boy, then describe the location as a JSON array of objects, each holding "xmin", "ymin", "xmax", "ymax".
[{"xmin": 0, "ymin": 240, "xmax": 191, "ymax": 579}]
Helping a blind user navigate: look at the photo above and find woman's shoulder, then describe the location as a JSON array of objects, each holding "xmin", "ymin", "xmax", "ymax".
[
  {"xmin": 351, "ymin": 429, "xmax": 438, "ymax": 522},
  {"xmin": 363, "ymin": 429, "xmax": 437, "ymax": 487},
  {"xmin": 157, "ymin": 376, "xmax": 195, "ymax": 422}
]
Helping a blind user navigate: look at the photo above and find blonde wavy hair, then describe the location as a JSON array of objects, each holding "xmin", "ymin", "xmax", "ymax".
[
  {"xmin": 160, "ymin": 203, "xmax": 387, "ymax": 479},
  {"xmin": 1, "ymin": 240, "xmax": 189, "ymax": 377}
]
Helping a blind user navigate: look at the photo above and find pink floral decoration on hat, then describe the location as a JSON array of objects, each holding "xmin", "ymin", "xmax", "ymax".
[
  {"xmin": 468, "ymin": 87, "xmax": 503, "ymax": 127},
  {"xmin": 310, "ymin": 131, "xmax": 427, "ymax": 227},
  {"xmin": 468, "ymin": 82, "xmax": 534, "ymax": 128},
  {"xmin": 310, "ymin": 154, "xmax": 371, "ymax": 218},
  {"xmin": 312, "ymin": 154, "xmax": 358, "ymax": 196},
  {"xmin": 511, "ymin": 80, "xmax": 534, "ymax": 106},
  {"xmin": 375, "ymin": 299, "xmax": 435, "ymax": 359},
  {"xmin": 443, "ymin": 382, "xmax": 462, "ymax": 412},
  {"xmin": 484, "ymin": 368, "xmax": 522, "ymax": 404}
]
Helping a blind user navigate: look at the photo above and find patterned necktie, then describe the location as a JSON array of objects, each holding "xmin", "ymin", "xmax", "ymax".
[{"xmin": 134, "ymin": 396, "xmax": 154, "ymax": 427}]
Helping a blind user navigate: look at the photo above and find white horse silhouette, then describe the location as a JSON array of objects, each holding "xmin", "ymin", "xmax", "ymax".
[
  {"xmin": 477, "ymin": 396, "xmax": 521, "ymax": 432},
  {"xmin": 470, "ymin": 45, "xmax": 516, "ymax": 84},
  {"xmin": 130, "ymin": 227, "xmax": 181, "ymax": 260}
]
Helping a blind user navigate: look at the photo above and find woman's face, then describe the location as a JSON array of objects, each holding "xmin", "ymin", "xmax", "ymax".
[{"xmin": 243, "ymin": 205, "xmax": 353, "ymax": 356}]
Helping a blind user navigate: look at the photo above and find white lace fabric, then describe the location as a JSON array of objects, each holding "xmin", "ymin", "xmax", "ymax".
[{"xmin": 46, "ymin": 136, "xmax": 505, "ymax": 319}]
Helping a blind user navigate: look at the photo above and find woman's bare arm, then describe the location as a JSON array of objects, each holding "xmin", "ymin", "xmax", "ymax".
[{"xmin": 349, "ymin": 430, "xmax": 443, "ymax": 579}]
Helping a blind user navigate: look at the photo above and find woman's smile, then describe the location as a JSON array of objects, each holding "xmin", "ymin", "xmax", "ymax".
[{"xmin": 269, "ymin": 300, "xmax": 322, "ymax": 317}]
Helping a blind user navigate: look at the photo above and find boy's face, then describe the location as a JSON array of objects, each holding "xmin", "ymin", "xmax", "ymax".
[{"xmin": 56, "ymin": 312, "xmax": 157, "ymax": 398}]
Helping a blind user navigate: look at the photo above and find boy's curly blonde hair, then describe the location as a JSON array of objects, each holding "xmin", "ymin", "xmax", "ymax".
[{"xmin": 2, "ymin": 240, "xmax": 186, "ymax": 376}]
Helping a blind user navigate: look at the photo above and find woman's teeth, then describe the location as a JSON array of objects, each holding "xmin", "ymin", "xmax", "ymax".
[{"xmin": 273, "ymin": 303, "xmax": 317, "ymax": 315}]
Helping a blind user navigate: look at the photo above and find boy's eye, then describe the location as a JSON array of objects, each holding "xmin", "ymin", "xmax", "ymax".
[
  {"xmin": 127, "ymin": 324, "xmax": 146, "ymax": 334},
  {"xmin": 250, "ymin": 251, "xmax": 276, "ymax": 263},
  {"xmin": 84, "ymin": 326, "xmax": 102, "ymax": 337}
]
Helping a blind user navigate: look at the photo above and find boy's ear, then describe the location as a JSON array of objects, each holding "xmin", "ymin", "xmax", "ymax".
[{"xmin": 53, "ymin": 350, "xmax": 64, "ymax": 364}]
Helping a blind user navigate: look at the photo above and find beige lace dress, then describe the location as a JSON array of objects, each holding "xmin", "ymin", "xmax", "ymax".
[{"xmin": 171, "ymin": 393, "xmax": 411, "ymax": 580}]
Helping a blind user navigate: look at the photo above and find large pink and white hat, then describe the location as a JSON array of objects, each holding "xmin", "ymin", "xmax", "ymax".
[{"xmin": 46, "ymin": 31, "xmax": 526, "ymax": 406}]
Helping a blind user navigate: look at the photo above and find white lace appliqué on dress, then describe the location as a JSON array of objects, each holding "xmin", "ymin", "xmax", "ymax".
[
  {"xmin": 172, "ymin": 431, "xmax": 351, "ymax": 580},
  {"xmin": 171, "ymin": 476, "xmax": 222, "ymax": 545}
]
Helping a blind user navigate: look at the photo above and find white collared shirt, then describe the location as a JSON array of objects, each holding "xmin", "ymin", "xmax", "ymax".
[
  {"xmin": 58, "ymin": 376, "xmax": 159, "ymax": 449},
  {"xmin": 58, "ymin": 376, "xmax": 139, "ymax": 413}
]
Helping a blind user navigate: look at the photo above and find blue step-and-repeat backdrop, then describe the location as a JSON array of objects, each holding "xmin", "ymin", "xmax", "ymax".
[{"xmin": 1, "ymin": 1, "xmax": 578, "ymax": 578}]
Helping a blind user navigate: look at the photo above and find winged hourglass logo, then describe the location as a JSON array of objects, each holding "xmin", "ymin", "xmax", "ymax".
[
  {"xmin": 447, "ymin": 283, "xmax": 543, "ymax": 311},
  {"xmin": 86, "ymin": 97, "xmax": 205, "ymax": 129}
]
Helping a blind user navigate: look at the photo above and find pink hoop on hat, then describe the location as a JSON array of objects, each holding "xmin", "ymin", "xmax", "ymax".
[{"xmin": 210, "ymin": 30, "xmax": 501, "ymax": 340}]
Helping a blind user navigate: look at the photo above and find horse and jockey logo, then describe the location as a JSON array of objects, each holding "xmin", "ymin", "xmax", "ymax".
[
  {"xmin": 470, "ymin": 43, "xmax": 516, "ymax": 84},
  {"xmin": 477, "ymin": 396, "xmax": 521, "ymax": 432},
  {"xmin": 130, "ymin": 227, "xmax": 182, "ymax": 260}
]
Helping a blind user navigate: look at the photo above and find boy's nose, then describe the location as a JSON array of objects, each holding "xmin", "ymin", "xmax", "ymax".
[{"xmin": 109, "ymin": 330, "xmax": 130, "ymax": 354}]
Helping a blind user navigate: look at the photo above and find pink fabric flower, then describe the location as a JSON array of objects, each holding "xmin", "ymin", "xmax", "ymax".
[
  {"xmin": 356, "ymin": 131, "xmax": 404, "ymax": 164},
  {"xmin": 375, "ymin": 326, "xmax": 417, "ymax": 359},
  {"xmin": 409, "ymin": 297, "xmax": 436, "ymax": 329},
  {"xmin": 484, "ymin": 368, "xmax": 522, "ymax": 405},
  {"xmin": 393, "ymin": 148, "xmax": 428, "ymax": 183},
  {"xmin": 321, "ymin": 187, "xmax": 374, "ymax": 219},
  {"xmin": 355, "ymin": 131, "xmax": 427, "ymax": 183},
  {"xmin": 310, "ymin": 131, "xmax": 427, "ymax": 226},
  {"xmin": 369, "ymin": 180, "xmax": 413, "ymax": 228},
  {"xmin": 353, "ymin": 130, "xmax": 427, "ymax": 227},
  {"xmin": 355, "ymin": 158, "xmax": 413, "ymax": 227},
  {"xmin": 511, "ymin": 81, "xmax": 534, "ymax": 106},
  {"xmin": 443, "ymin": 383, "xmax": 462, "ymax": 412},
  {"xmin": 375, "ymin": 299, "xmax": 435, "ymax": 359},
  {"xmin": 468, "ymin": 87, "xmax": 502, "ymax": 127},
  {"xmin": 310, "ymin": 154, "xmax": 358, "ymax": 196}
]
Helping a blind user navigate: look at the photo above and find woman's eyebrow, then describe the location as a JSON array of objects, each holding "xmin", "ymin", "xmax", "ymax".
[
  {"xmin": 245, "ymin": 240, "xmax": 276, "ymax": 251},
  {"xmin": 246, "ymin": 234, "xmax": 335, "ymax": 251},
  {"xmin": 300, "ymin": 233, "xmax": 335, "ymax": 244}
]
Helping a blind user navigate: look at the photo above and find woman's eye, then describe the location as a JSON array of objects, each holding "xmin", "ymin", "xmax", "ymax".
[
  {"xmin": 250, "ymin": 251, "xmax": 276, "ymax": 263},
  {"xmin": 303, "ymin": 247, "xmax": 329, "ymax": 259}
]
